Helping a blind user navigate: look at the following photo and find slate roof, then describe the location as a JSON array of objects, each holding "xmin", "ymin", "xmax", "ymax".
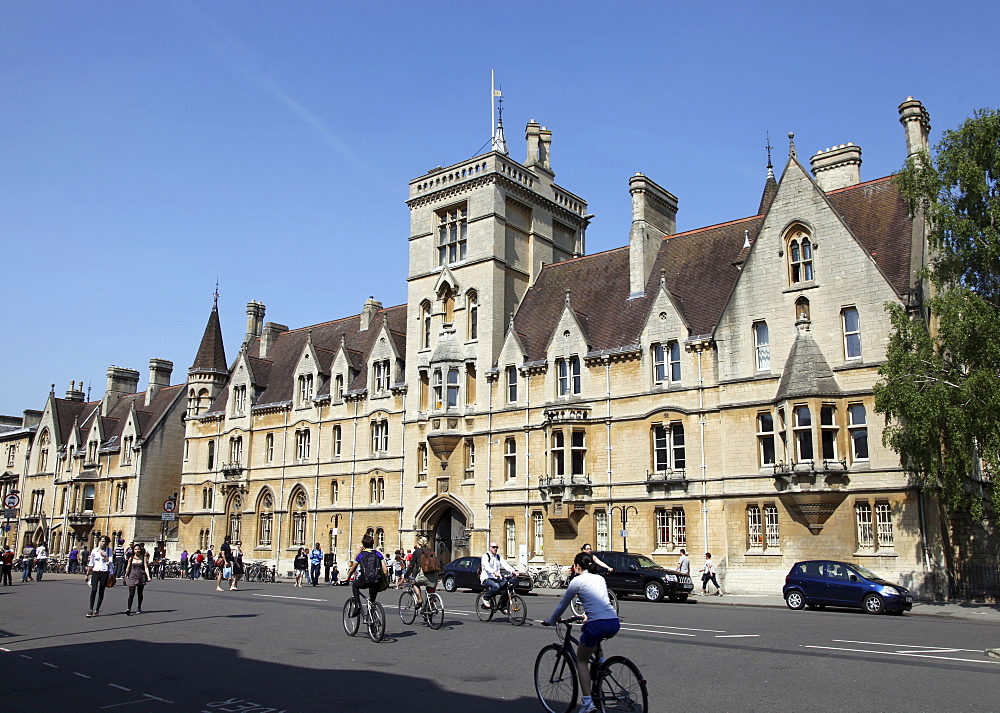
[
  {"xmin": 775, "ymin": 330, "xmax": 843, "ymax": 400},
  {"xmin": 191, "ymin": 305, "xmax": 228, "ymax": 373},
  {"xmin": 511, "ymin": 173, "xmax": 911, "ymax": 362}
]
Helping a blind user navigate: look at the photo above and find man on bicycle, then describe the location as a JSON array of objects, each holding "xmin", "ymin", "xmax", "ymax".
[
  {"xmin": 405, "ymin": 535, "xmax": 438, "ymax": 607},
  {"xmin": 346, "ymin": 534, "xmax": 387, "ymax": 613},
  {"xmin": 479, "ymin": 542, "xmax": 518, "ymax": 609},
  {"xmin": 544, "ymin": 552, "xmax": 621, "ymax": 713}
]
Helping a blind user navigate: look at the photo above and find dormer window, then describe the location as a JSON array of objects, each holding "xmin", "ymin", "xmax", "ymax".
[
  {"xmin": 86, "ymin": 440, "xmax": 97, "ymax": 466},
  {"xmin": 233, "ymin": 384, "xmax": 247, "ymax": 415},
  {"xmin": 297, "ymin": 375, "xmax": 313, "ymax": 406},
  {"xmin": 652, "ymin": 342, "xmax": 681, "ymax": 384},
  {"xmin": 121, "ymin": 436, "xmax": 134, "ymax": 465},
  {"xmin": 373, "ymin": 359, "xmax": 391, "ymax": 394},
  {"xmin": 506, "ymin": 366, "xmax": 518, "ymax": 403},
  {"xmin": 787, "ymin": 228, "xmax": 814, "ymax": 283},
  {"xmin": 556, "ymin": 356, "xmax": 581, "ymax": 397},
  {"xmin": 335, "ymin": 374, "xmax": 345, "ymax": 401},
  {"xmin": 437, "ymin": 204, "xmax": 468, "ymax": 266}
]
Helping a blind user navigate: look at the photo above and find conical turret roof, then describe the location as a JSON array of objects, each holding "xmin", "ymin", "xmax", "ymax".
[{"xmin": 191, "ymin": 304, "xmax": 227, "ymax": 373}]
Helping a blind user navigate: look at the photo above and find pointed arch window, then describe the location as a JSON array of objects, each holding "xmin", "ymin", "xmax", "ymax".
[
  {"xmin": 37, "ymin": 429, "xmax": 51, "ymax": 472},
  {"xmin": 467, "ymin": 290, "xmax": 479, "ymax": 340},
  {"xmin": 788, "ymin": 229, "xmax": 814, "ymax": 283},
  {"xmin": 290, "ymin": 489, "xmax": 308, "ymax": 547},
  {"xmin": 441, "ymin": 288, "xmax": 455, "ymax": 325},
  {"xmin": 258, "ymin": 491, "xmax": 274, "ymax": 547}
]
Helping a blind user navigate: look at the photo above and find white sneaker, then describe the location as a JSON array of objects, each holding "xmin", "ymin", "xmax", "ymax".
[{"xmin": 577, "ymin": 701, "xmax": 597, "ymax": 713}]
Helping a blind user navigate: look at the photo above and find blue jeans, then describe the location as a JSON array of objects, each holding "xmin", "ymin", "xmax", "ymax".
[
  {"xmin": 35, "ymin": 562, "xmax": 46, "ymax": 580},
  {"xmin": 310, "ymin": 563, "xmax": 321, "ymax": 586},
  {"xmin": 21, "ymin": 559, "xmax": 33, "ymax": 581},
  {"xmin": 481, "ymin": 577, "xmax": 502, "ymax": 601}
]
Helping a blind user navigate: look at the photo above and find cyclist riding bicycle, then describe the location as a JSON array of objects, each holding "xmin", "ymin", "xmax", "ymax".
[
  {"xmin": 579, "ymin": 543, "xmax": 613, "ymax": 574},
  {"xmin": 405, "ymin": 535, "xmax": 439, "ymax": 606},
  {"xmin": 479, "ymin": 541, "xmax": 519, "ymax": 609},
  {"xmin": 347, "ymin": 534, "xmax": 388, "ymax": 612},
  {"xmin": 544, "ymin": 552, "xmax": 621, "ymax": 713}
]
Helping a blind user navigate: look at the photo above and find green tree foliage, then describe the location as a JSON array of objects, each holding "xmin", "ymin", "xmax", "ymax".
[{"xmin": 875, "ymin": 109, "xmax": 1000, "ymax": 519}]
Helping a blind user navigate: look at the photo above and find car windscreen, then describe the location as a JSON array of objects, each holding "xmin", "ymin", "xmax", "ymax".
[
  {"xmin": 848, "ymin": 564, "xmax": 880, "ymax": 580},
  {"xmin": 631, "ymin": 554, "xmax": 662, "ymax": 569}
]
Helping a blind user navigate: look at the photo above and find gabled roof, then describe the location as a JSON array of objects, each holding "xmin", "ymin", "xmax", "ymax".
[{"xmin": 775, "ymin": 329, "xmax": 842, "ymax": 400}]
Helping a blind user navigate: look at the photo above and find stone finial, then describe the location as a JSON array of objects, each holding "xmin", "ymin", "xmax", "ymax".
[{"xmin": 788, "ymin": 132, "xmax": 797, "ymax": 158}]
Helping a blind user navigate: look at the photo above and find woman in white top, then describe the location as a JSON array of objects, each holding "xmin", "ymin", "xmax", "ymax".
[
  {"xmin": 700, "ymin": 552, "xmax": 723, "ymax": 596},
  {"xmin": 85, "ymin": 536, "xmax": 113, "ymax": 617}
]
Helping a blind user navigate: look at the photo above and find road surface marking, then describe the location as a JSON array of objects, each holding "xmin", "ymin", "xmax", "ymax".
[
  {"xmin": 621, "ymin": 623, "xmax": 726, "ymax": 633},
  {"xmin": 621, "ymin": 625, "xmax": 695, "ymax": 637},
  {"xmin": 43, "ymin": 662, "xmax": 59, "ymax": 668},
  {"xmin": 143, "ymin": 694, "xmax": 174, "ymax": 703},
  {"xmin": 0, "ymin": 648, "xmax": 9, "ymax": 652},
  {"xmin": 834, "ymin": 639, "xmax": 983, "ymax": 653},
  {"xmin": 805, "ymin": 645, "xmax": 1000, "ymax": 665},
  {"xmin": 109, "ymin": 683, "xmax": 132, "ymax": 691},
  {"xmin": 253, "ymin": 594, "xmax": 326, "ymax": 602},
  {"xmin": 19, "ymin": 654, "xmax": 32, "ymax": 659},
  {"xmin": 715, "ymin": 634, "xmax": 760, "ymax": 638},
  {"xmin": 74, "ymin": 672, "xmax": 92, "ymax": 678}
]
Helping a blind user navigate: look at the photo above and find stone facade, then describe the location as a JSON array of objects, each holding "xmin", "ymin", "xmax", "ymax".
[{"xmin": 174, "ymin": 99, "xmax": 947, "ymax": 596}]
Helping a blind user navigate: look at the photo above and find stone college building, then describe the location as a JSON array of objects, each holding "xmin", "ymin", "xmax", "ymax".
[{"xmin": 17, "ymin": 97, "xmax": 947, "ymax": 596}]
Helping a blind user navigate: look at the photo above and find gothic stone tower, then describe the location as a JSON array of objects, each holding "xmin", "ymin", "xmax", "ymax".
[{"xmin": 402, "ymin": 121, "xmax": 589, "ymax": 560}]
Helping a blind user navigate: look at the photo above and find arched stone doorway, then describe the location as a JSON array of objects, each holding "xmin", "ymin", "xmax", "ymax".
[{"xmin": 415, "ymin": 495, "xmax": 472, "ymax": 565}]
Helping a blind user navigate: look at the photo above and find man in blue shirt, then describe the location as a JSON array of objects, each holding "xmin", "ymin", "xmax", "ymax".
[{"xmin": 309, "ymin": 543, "xmax": 323, "ymax": 587}]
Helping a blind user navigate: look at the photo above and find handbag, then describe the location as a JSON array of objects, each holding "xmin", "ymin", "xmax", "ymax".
[
  {"xmin": 377, "ymin": 569, "xmax": 390, "ymax": 592},
  {"xmin": 106, "ymin": 572, "xmax": 117, "ymax": 588},
  {"xmin": 215, "ymin": 556, "xmax": 225, "ymax": 568}
]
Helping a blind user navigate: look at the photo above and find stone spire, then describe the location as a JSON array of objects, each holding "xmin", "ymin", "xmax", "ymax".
[{"xmin": 191, "ymin": 301, "xmax": 228, "ymax": 374}]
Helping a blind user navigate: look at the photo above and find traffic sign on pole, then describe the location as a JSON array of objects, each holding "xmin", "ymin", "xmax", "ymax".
[
  {"xmin": 161, "ymin": 512, "xmax": 176, "ymax": 521},
  {"xmin": 163, "ymin": 499, "xmax": 176, "ymax": 513},
  {"xmin": 3, "ymin": 493, "xmax": 20, "ymax": 509}
]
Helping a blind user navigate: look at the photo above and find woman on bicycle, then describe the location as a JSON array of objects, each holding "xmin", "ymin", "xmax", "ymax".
[
  {"xmin": 544, "ymin": 552, "xmax": 621, "ymax": 713},
  {"xmin": 347, "ymin": 534, "xmax": 387, "ymax": 611},
  {"xmin": 579, "ymin": 544, "xmax": 612, "ymax": 574},
  {"xmin": 405, "ymin": 535, "xmax": 438, "ymax": 606}
]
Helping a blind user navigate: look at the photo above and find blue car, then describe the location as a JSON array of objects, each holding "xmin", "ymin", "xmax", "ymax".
[{"xmin": 782, "ymin": 560, "xmax": 913, "ymax": 615}]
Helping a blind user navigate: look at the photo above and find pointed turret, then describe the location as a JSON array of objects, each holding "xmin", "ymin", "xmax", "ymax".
[
  {"xmin": 186, "ymin": 299, "xmax": 229, "ymax": 416},
  {"xmin": 758, "ymin": 135, "xmax": 779, "ymax": 214}
]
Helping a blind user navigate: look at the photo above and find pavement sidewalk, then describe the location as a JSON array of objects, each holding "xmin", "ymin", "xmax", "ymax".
[{"xmin": 529, "ymin": 585, "xmax": 1000, "ymax": 623}]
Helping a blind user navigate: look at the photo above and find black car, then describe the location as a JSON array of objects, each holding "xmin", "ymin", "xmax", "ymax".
[
  {"xmin": 592, "ymin": 550, "xmax": 694, "ymax": 602},
  {"xmin": 440, "ymin": 556, "xmax": 533, "ymax": 595}
]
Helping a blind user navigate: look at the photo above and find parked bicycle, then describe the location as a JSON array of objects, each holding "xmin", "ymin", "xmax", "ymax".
[
  {"xmin": 243, "ymin": 561, "xmax": 276, "ymax": 582},
  {"xmin": 475, "ymin": 573, "xmax": 527, "ymax": 626},
  {"xmin": 342, "ymin": 589, "xmax": 386, "ymax": 643},
  {"xmin": 535, "ymin": 615, "xmax": 648, "ymax": 713},
  {"xmin": 570, "ymin": 588, "xmax": 619, "ymax": 618},
  {"xmin": 398, "ymin": 580, "xmax": 444, "ymax": 629}
]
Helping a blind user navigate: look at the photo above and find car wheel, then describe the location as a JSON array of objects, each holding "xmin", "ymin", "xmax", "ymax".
[
  {"xmin": 863, "ymin": 593, "xmax": 885, "ymax": 615},
  {"xmin": 785, "ymin": 591, "xmax": 806, "ymax": 610},
  {"xmin": 668, "ymin": 593, "xmax": 688, "ymax": 603},
  {"xmin": 644, "ymin": 581, "xmax": 665, "ymax": 602},
  {"xmin": 443, "ymin": 575, "xmax": 457, "ymax": 593}
]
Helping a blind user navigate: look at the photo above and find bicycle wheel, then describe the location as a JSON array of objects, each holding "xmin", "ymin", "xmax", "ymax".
[
  {"xmin": 367, "ymin": 602, "xmax": 386, "ymax": 643},
  {"xmin": 475, "ymin": 592, "xmax": 495, "ymax": 621},
  {"xmin": 426, "ymin": 592, "xmax": 445, "ymax": 630},
  {"xmin": 570, "ymin": 594, "xmax": 584, "ymax": 618},
  {"xmin": 547, "ymin": 572, "xmax": 563, "ymax": 589},
  {"xmin": 342, "ymin": 599, "xmax": 360, "ymax": 636},
  {"xmin": 398, "ymin": 590, "xmax": 418, "ymax": 625},
  {"xmin": 508, "ymin": 594, "xmax": 527, "ymax": 626},
  {"xmin": 608, "ymin": 589, "xmax": 619, "ymax": 615},
  {"xmin": 596, "ymin": 656, "xmax": 648, "ymax": 712},
  {"xmin": 534, "ymin": 644, "xmax": 578, "ymax": 713}
]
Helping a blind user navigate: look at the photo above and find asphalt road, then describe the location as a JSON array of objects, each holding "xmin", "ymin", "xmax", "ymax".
[{"xmin": 2, "ymin": 576, "xmax": 999, "ymax": 713}]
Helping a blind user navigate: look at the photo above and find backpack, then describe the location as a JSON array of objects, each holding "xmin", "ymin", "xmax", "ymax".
[
  {"xmin": 419, "ymin": 548, "xmax": 441, "ymax": 574},
  {"xmin": 355, "ymin": 551, "xmax": 383, "ymax": 587}
]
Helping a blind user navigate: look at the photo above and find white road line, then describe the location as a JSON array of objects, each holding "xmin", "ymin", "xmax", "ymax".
[
  {"xmin": 108, "ymin": 683, "xmax": 132, "ymax": 691},
  {"xmin": 0, "ymin": 647, "xmax": 10, "ymax": 652},
  {"xmin": 43, "ymin": 662, "xmax": 59, "ymax": 668},
  {"xmin": 833, "ymin": 639, "xmax": 983, "ymax": 653},
  {"xmin": 804, "ymin": 644, "xmax": 1000, "ymax": 665},
  {"xmin": 715, "ymin": 634, "xmax": 760, "ymax": 638},
  {"xmin": 621, "ymin": 623, "xmax": 726, "ymax": 633},
  {"xmin": 252, "ymin": 594, "xmax": 326, "ymax": 602},
  {"xmin": 74, "ymin": 672, "xmax": 92, "ymax": 679},
  {"xmin": 896, "ymin": 648, "xmax": 965, "ymax": 654},
  {"xmin": 143, "ymin": 693, "xmax": 174, "ymax": 703},
  {"xmin": 99, "ymin": 700, "xmax": 148, "ymax": 709},
  {"xmin": 621, "ymin": 626, "xmax": 695, "ymax": 637},
  {"xmin": 19, "ymin": 654, "xmax": 32, "ymax": 659}
]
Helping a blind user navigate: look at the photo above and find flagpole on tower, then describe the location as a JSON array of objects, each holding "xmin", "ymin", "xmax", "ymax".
[{"xmin": 491, "ymin": 69, "xmax": 496, "ymax": 146}]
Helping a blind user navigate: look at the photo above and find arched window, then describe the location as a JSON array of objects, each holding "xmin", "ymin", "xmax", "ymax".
[
  {"xmin": 290, "ymin": 489, "xmax": 308, "ymax": 546},
  {"xmin": 787, "ymin": 227, "xmax": 814, "ymax": 283},
  {"xmin": 37, "ymin": 430, "xmax": 50, "ymax": 472},
  {"xmin": 420, "ymin": 301, "xmax": 432, "ymax": 349},
  {"xmin": 257, "ymin": 490, "xmax": 274, "ymax": 547},
  {"xmin": 467, "ymin": 290, "xmax": 479, "ymax": 340},
  {"xmin": 795, "ymin": 296, "xmax": 811, "ymax": 323},
  {"xmin": 441, "ymin": 287, "xmax": 455, "ymax": 325}
]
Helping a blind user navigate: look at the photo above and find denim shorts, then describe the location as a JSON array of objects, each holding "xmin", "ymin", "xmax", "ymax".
[{"xmin": 580, "ymin": 618, "xmax": 621, "ymax": 648}]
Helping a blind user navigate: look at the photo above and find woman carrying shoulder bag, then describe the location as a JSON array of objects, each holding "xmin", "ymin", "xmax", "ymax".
[
  {"xmin": 85, "ymin": 536, "xmax": 113, "ymax": 617},
  {"xmin": 124, "ymin": 543, "xmax": 152, "ymax": 615}
]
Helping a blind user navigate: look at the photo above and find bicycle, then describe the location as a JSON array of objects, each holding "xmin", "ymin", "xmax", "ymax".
[
  {"xmin": 342, "ymin": 589, "xmax": 386, "ymax": 643},
  {"xmin": 398, "ymin": 580, "xmax": 444, "ymax": 629},
  {"xmin": 570, "ymin": 588, "xmax": 619, "ymax": 618},
  {"xmin": 475, "ymin": 574, "xmax": 527, "ymax": 626},
  {"xmin": 535, "ymin": 616, "xmax": 648, "ymax": 713}
]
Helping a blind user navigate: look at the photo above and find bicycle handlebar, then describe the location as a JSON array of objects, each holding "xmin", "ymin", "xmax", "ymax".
[{"xmin": 542, "ymin": 615, "xmax": 585, "ymax": 626}]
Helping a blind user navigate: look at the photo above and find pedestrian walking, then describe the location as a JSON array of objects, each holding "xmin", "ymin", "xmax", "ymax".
[
  {"xmin": 216, "ymin": 536, "xmax": 232, "ymax": 591},
  {"xmin": 113, "ymin": 539, "xmax": 127, "ymax": 578},
  {"xmin": 34, "ymin": 542, "xmax": 48, "ymax": 581},
  {"xmin": 394, "ymin": 550, "xmax": 405, "ymax": 588},
  {"xmin": 700, "ymin": 552, "xmax": 723, "ymax": 596},
  {"xmin": 125, "ymin": 543, "xmax": 152, "ymax": 615},
  {"xmin": 676, "ymin": 548, "xmax": 691, "ymax": 576},
  {"xmin": 231, "ymin": 542, "xmax": 244, "ymax": 590},
  {"xmin": 1, "ymin": 547, "xmax": 14, "ymax": 586},
  {"xmin": 20, "ymin": 544, "xmax": 35, "ymax": 582},
  {"xmin": 86, "ymin": 536, "xmax": 113, "ymax": 617},
  {"xmin": 68, "ymin": 546, "xmax": 80, "ymax": 574},
  {"xmin": 192, "ymin": 550, "xmax": 204, "ymax": 579},
  {"xmin": 205, "ymin": 546, "xmax": 215, "ymax": 579},
  {"xmin": 80, "ymin": 546, "xmax": 90, "ymax": 576},
  {"xmin": 293, "ymin": 547, "xmax": 308, "ymax": 587},
  {"xmin": 309, "ymin": 543, "xmax": 323, "ymax": 586}
]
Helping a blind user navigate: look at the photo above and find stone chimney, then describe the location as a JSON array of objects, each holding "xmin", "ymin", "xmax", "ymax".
[
  {"xmin": 359, "ymin": 296, "xmax": 383, "ymax": 331},
  {"xmin": 146, "ymin": 358, "xmax": 173, "ymax": 405},
  {"xmin": 64, "ymin": 380, "xmax": 85, "ymax": 402},
  {"xmin": 22, "ymin": 409, "xmax": 43, "ymax": 428},
  {"xmin": 525, "ymin": 120, "xmax": 541, "ymax": 168},
  {"xmin": 629, "ymin": 173, "xmax": 678, "ymax": 298},
  {"xmin": 810, "ymin": 144, "xmax": 862, "ymax": 192},
  {"xmin": 103, "ymin": 366, "xmax": 140, "ymax": 415},
  {"xmin": 537, "ymin": 126, "xmax": 553, "ymax": 173},
  {"xmin": 260, "ymin": 322, "xmax": 288, "ymax": 360},
  {"xmin": 245, "ymin": 300, "xmax": 266, "ymax": 345},
  {"xmin": 898, "ymin": 97, "xmax": 931, "ymax": 160}
]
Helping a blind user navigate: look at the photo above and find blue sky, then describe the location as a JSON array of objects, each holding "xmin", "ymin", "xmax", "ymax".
[{"xmin": 1, "ymin": 1, "xmax": 996, "ymax": 415}]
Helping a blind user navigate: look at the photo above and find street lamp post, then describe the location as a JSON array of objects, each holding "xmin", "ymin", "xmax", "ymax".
[{"xmin": 610, "ymin": 505, "xmax": 638, "ymax": 553}]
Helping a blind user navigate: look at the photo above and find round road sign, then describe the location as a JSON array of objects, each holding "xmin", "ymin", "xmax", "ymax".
[
  {"xmin": 3, "ymin": 493, "xmax": 20, "ymax": 509},
  {"xmin": 163, "ymin": 499, "xmax": 176, "ymax": 513}
]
